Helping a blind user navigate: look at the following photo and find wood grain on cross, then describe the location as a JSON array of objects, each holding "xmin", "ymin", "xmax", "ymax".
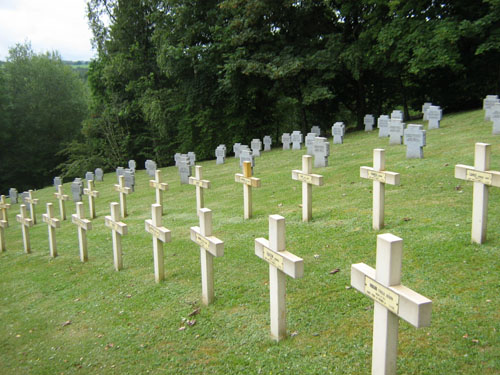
[
  {"xmin": 42, "ymin": 203, "xmax": 60, "ymax": 258},
  {"xmin": 54, "ymin": 185, "xmax": 70, "ymax": 220},
  {"xmin": 255, "ymin": 215, "xmax": 304, "ymax": 341},
  {"xmin": 114, "ymin": 175, "xmax": 131, "ymax": 218},
  {"xmin": 190, "ymin": 208, "xmax": 224, "ymax": 305},
  {"xmin": 83, "ymin": 179, "xmax": 100, "ymax": 219},
  {"xmin": 24, "ymin": 190, "xmax": 39, "ymax": 225},
  {"xmin": 188, "ymin": 165, "xmax": 211, "ymax": 214},
  {"xmin": 72, "ymin": 201, "xmax": 92, "ymax": 262},
  {"xmin": 16, "ymin": 204, "xmax": 33, "ymax": 253},
  {"xmin": 0, "ymin": 195, "xmax": 11, "ymax": 223},
  {"xmin": 105, "ymin": 202, "xmax": 128, "ymax": 271},
  {"xmin": 351, "ymin": 233, "xmax": 432, "ymax": 375},
  {"xmin": 145, "ymin": 204, "xmax": 171, "ymax": 282},
  {"xmin": 235, "ymin": 161, "xmax": 261, "ymax": 219},
  {"xmin": 149, "ymin": 170, "xmax": 169, "ymax": 214},
  {"xmin": 360, "ymin": 149, "xmax": 400, "ymax": 230},
  {"xmin": 292, "ymin": 155, "xmax": 324, "ymax": 222},
  {"xmin": 455, "ymin": 142, "xmax": 500, "ymax": 244}
]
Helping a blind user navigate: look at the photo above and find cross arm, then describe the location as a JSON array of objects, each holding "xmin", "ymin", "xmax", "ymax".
[
  {"xmin": 54, "ymin": 192, "xmax": 70, "ymax": 200},
  {"xmin": 105, "ymin": 216, "xmax": 128, "ymax": 235},
  {"xmin": 255, "ymin": 238, "xmax": 304, "ymax": 279},
  {"xmin": 17, "ymin": 215, "xmax": 34, "ymax": 227},
  {"xmin": 188, "ymin": 177, "xmax": 211, "ymax": 189},
  {"xmin": 0, "ymin": 220, "xmax": 9, "ymax": 228},
  {"xmin": 84, "ymin": 188, "xmax": 100, "ymax": 198},
  {"xmin": 114, "ymin": 185, "xmax": 132, "ymax": 194},
  {"xmin": 360, "ymin": 167, "xmax": 400, "ymax": 185},
  {"xmin": 0, "ymin": 202, "xmax": 11, "ymax": 209},
  {"xmin": 455, "ymin": 164, "xmax": 500, "ymax": 187},
  {"xmin": 145, "ymin": 219, "xmax": 171, "ymax": 243},
  {"xmin": 42, "ymin": 214, "xmax": 61, "ymax": 228},
  {"xmin": 25, "ymin": 198, "xmax": 40, "ymax": 204},
  {"xmin": 235, "ymin": 173, "xmax": 261, "ymax": 188},
  {"xmin": 190, "ymin": 226, "xmax": 224, "ymax": 257},
  {"xmin": 351, "ymin": 263, "xmax": 432, "ymax": 328},
  {"xmin": 291, "ymin": 170, "xmax": 324, "ymax": 186},
  {"xmin": 72, "ymin": 215, "xmax": 92, "ymax": 230},
  {"xmin": 149, "ymin": 180, "xmax": 169, "ymax": 190}
]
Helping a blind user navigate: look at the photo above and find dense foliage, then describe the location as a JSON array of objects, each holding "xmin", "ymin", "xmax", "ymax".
[
  {"xmin": 76, "ymin": 0, "xmax": 499, "ymax": 171},
  {"xmin": 0, "ymin": 44, "xmax": 88, "ymax": 193}
]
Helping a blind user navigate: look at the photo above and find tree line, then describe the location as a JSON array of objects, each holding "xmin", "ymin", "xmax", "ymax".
[{"xmin": 1, "ymin": 1, "xmax": 499, "ymax": 193}]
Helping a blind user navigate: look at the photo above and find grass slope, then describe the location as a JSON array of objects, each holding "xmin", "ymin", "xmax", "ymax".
[{"xmin": 0, "ymin": 109, "xmax": 499, "ymax": 374}]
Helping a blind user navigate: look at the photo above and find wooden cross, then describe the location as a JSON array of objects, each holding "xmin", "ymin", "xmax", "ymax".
[
  {"xmin": 83, "ymin": 179, "xmax": 100, "ymax": 219},
  {"xmin": 42, "ymin": 203, "xmax": 60, "ymax": 258},
  {"xmin": 16, "ymin": 204, "xmax": 33, "ymax": 253},
  {"xmin": 189, "ymin": 165, "xmax": 211, "ymax": 214},
  {"xmin": 114, "ymin": 175, "xmax": 131, "ymax": 218},
  {"xmin": 0, "ymin": 219, "xmax": 8, "ymax": 252},
  {"xmin": 149, "ymin": 170, "xmax": 169, "ymax": 214},
  {"xmin": 0, "ymin": 195, "xmax": 11, "ymax": 223},
  {"xmin": 455, "ymin": 143, "xmax": 500, "ymax": 244},
  {"xmin": 145, "ymin": 203, "xmax": 171, "ymax": 283},
  {"xmin": 351, "ymin": 233, "xmax": 432, "ymax": 375},
  {"xmin": 105, "ymin": 202, "xmax": 128, "ymax": 271},
  {"xmin": 360, "ymin": 149, "xmax": 400, "ymax": 230},
  {"xmin": 292, "ymin": 155, "xmax": 324, "ymax": 222},
  {"xmin": 190, "ymin": 208, "xmax": 224, "ymax": 305},
  {"xmin": 24, "ymin": 190, "xmax": 39, "ymax": 225},
  {"xmin": 255, "ymin": 215, "xmax": 304, "ymax": 341},
  {"xmin": 54, "ymin": 185, "xmax": 70, "ymax": 220},
  {"xmin": 235, "ymin": 161, "xmax": 261, "ymax": 219},
  {"xmin": 72, "ymin": 201, "xmax": 92, "ymax": 262}
]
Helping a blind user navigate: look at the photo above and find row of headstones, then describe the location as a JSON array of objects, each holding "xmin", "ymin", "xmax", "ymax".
[{"xmin": 483, "ymin": 94, "xmax": 500, "ymax": 134}]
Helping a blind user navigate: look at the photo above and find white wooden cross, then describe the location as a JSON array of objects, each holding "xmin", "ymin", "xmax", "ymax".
[
  {"xmin": 235, "ymin": 161, "xmax": 261, "ymax": 219},
  {"xmin": 255, "ymin": 215, "xmax": 304, "ymax": 341},
  {"xmin": 72, "ymin": 201, "xmax": 92, "ymax": 262},
  {"xmin": 292, "ymin": 155, "xmax": 324, "ymax": 222},
  {"xmin": 83, "ymin": 179, "xmax": 100, "ymax": 219},
  {"xmin": 360, "ymin": 149, "xmax": 400, "ymax": 230},
  {"xmin": 0, "ymin": 219, "xmax": 7, "ymax": 252},
  {"xmin": 105, "ymin": 202, "xmax": 128, "ymax": 271},
  {"xmin": 42, "ymin": 203, "xmax": 60, "ymax": 258},
  {"xmin": 455, "ymin": 143, "xmax": 500, "ymax": 244},
  {"xmin": 351, "ymin": 233, "xmax": 432, "ymax": 375},
  {"xmin": 114, "ymin": 175, "xmax": 132, "ymax": 218},
  {"xmin": 24, "ymin": 190, "xmax": 39, "ymax": 225},
  {"xmin": 145, "ymin": 203, "xmax": 171, "ymax": 283},
  {"xmin": 188, "ymin": 165, "xmax": 211, "ymax": 214},
  {"xmin": 54, "ymin": 185, "xmax": 70, "ymax": 220},
  {"xmin": 149, "ymin": 169, "xmax": 169, "ymax": 214},
  {"xmin": 190, "ymin": 208, "xmax": 224, "ymax": 305},
  {"xmin": 16, "ymin": 204, "xmax": 33, "ymax": 253},
  {"xmin": 0, "ymin": 195, "xmax": 11, "ymax": 224}
]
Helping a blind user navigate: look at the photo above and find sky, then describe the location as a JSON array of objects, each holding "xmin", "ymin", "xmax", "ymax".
[{"xmin": 0, "ymin": 0, "xmax": 95, "ymax": 61}]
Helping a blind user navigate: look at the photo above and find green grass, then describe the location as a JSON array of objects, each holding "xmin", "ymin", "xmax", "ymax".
[{"xmin": 1, "ymin": 109, "xmax": 499, "ymax": 374}]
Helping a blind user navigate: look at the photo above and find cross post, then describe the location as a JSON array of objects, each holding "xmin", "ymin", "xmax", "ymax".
[
  {"xmin": 0, "ymin": 195, "xmax": 11, "ymax": 223},
  {"xmin": 24, "ymin": 190, "xmax": 39, "ymax": 224},
  {"xmin": 83, "ymin": 179, "xmax": 100, "ymax": 219},
  {"xmin": 105, "ymin": 202, "xmax": 128, "ymax": 271},
  {"xmin": 42, "ymin": 203, "xmax": 60, "ymax": 258},
  {"xmin": 149, "ymin": 170, "xmax": 169, "ymax": 214},
  {"xmin": 255, "ymin": 215, "xmax": 304, "ymax": 341},
  {"xmin": 235, "ymin": 161, "xmax": 261, "ymax": 219},
  {"xmin": 292, "ymin": 155, "xmax": 324, "ymax": 222},
  {"xmin": 145, "ymin": 204, "xmax": 171, "ymax": 282},
  {"xmin": 360, "ymin": 149, "xmax": 400, "ymax": 230},
  {"xmin": 16, "ymin": 204, "xmax": 33, "ymax": 253},
  {"xmin": 54, "ymin": 185, "xmax": 70, "ymax": 220},
  {"xmin": 190, "ymin": 208, "xmax": 224, "ymax": 305},
  {"xmin": 455, "ymin": 143, "xmax": 500, "ymax": 244},
  {"xmin": 351, "ymin": 233, "xmax": 432, "ymax": 375},
  {"xmin": 188, "ymin": 165, "xmax": 211, "ymax": 214},
  {"xmin": 0, "ymin": 218, "xmax": 8, "ymax": 252},
  {"xmin": 114, "ymin": 175, "xmax": 131, "ymax": 218},
  {"xmin": 72, "ymin": 201, "xmax": 92, "ymax": 262}
]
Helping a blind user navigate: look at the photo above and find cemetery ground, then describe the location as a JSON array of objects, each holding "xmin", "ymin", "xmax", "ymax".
[{"xmin": 0, "ymin": 109, "xmax": 499, "ymax": 374}]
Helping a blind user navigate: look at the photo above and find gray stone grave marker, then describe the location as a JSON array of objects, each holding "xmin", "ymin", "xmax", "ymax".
[
  {"xmin": 484, "ymin": 95, "xmax": 499, "ymax": 121},
  {"xmin": 422, "ymin": 102, "xmax": 432, "ymax": 120},
  {"xmin": 71, "ymin": 179, "xmax": 83, "ymax": 202},
  {"xmin": 9, "ymin": 188, "xmax": 18, "ymax": 204},
  {"xmin": 263, "ymin": 136, "xmax": 272, "ymax": 151},
  {"xmin": 174, "ymin": 153, "xmax": 181, "ymax": 167},
  {"xmin": 388, "ymin": 119, "xmax": 406, "ymax": 145},
  {"xmin": 491, "ymin": 103, "xmax": 500, "ymax": 134},
  {"xmin": 281, "ymin": 133, "xmax": 291, "ymax": 150},
  {"xmin": 95, "ymin": 168, "xmax": 104, "ymax": 181},
  {"xmin": 311, "ymin": 125, "xmax": 321, "ymax": 136},
  {"xmin": 20, "ymin": 191, "xmax": 29, "ymax": 211},
  {"xmin": 147, "ymin": 160, "xmax": 157, "ymax": 177},
  {"xmin": 313, "ymin": 137, "xmax": 330, "ymax": 168},
  {"xmin": 215, "ymin": 145, "xmax": 226, "ymax": 164},
  {"xmin": 233, "ymin": 143, "xmax": 242, "ymax": 158},
  {"xmin": 178, "ymin": 155, "xmax": 192, "ymax": 184},
  {"xmin": 85, "ymin": 171, "xmax": 94, "ymax": 181},
  {"xmin": 251, "ymin": 139, "xmax": 262, "ymax": 157},
  {"xmin": 239, "ymin": 148, "xmax": 255, "ymax": 170},
  {"xmin": 364, "ymin": 114, "xmax": 375, "ymax": 131},
  {"xmin": 54, "ymin": 176, "xmax": 62, "ymax": 191},
  {"xmin": 332, "ymin": 122, "xmax": 345, "ymax": 144},
  {"xmin": 377, "ymin": 115, "xmax": 390, "ymax": 138},
  {"xmin": 124, "ymin": 169, "xmax": 135, "ymax": 192},
  {"xmin": 188, "ymin": 152, "xmax": 196, "ymax": 166},
  {"xmin": 404, "ymin": 124, "xmax": 426, "ymax": 159},
  {"xmin": 128, "ymin": 159, "xmax": 136, "ymax": 171},
  {"xmin": 427, "ymin": 105, "xmax": 442, "ymax": 129},
  {"xmin": 305, "ymin": 132, "xmax": 316, "ymax": 155},
  {"xmin": 291, "ymin": 131, "xmax": 303, "ymax": 150},
  {"xmin": 391, "ymin": 110, "xmax": 404, "ymax": 121}
]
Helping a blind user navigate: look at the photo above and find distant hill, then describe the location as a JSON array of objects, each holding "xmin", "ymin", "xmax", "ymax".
[{"xmin": 63, "ymin": 60, "xmax": 89, "ymax": 80}]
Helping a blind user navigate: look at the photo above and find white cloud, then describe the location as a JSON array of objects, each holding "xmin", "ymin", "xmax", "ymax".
[{"xmin": 0, "ymin": 0, "xmax": 95, "ymax": 61}]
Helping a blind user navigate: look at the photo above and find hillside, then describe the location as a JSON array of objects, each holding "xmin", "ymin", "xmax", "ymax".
[{"xmin": 0, "ymin": 109, "xmax": 498, "ymax": 374}]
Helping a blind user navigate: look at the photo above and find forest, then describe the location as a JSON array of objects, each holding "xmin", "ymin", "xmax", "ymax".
[{"xmin": 1, "ymin": 0, "xmax": 499, "ymax": 193}]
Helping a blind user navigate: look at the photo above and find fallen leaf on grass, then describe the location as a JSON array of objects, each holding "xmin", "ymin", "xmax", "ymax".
[
  {"xmin": 291, "ymin": 331, "xmax": 298, "ymax": 337},
  {"xmin": 186, "ymin": 319, "xmax": 196, "ymax": 327},
  {"xmin": 329, "ymin": 268, "xmax": 340, "ymax": 275},
  {"xmin": 188, "ymin": 308, "xmax": 200, "ymax": 317},
  {"xmin": 403, "ymin": 217, "xmax": 411, "ymax": 222},
  {"xmin": 472, "ymin": 339, "xmax": 479, "ymax": 343},
  {"xmin": 444, "ymin": 163, "xmax": 449, "ymax": 166},
  {"xmin": 62, "ymin": 320, "xmax": 71, "ymax": 327},
  {"xmin": 15, "ymin": 334, "xmax": 21, "ymax": 338},
  {"xmin": 178, "ymin": 326, "xmax": 186, "ymax": 331},
  {"xmin": 74, "ymin": 298, "xmax": 80, "ymax": 302},
  {"xmin": 105, "ymin": 343, "xmax": 114, "ymax": 350},
  {"xmin": 455, "ymin": 185, "xmax": 462, "ymax": 191},
  {"xmin": 126, "ymin": 294, "xmax": 132, "ymax": 298},
  {"xmin": 314, "ymin": 254, "xmax": 320, "ymax": 259}
]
